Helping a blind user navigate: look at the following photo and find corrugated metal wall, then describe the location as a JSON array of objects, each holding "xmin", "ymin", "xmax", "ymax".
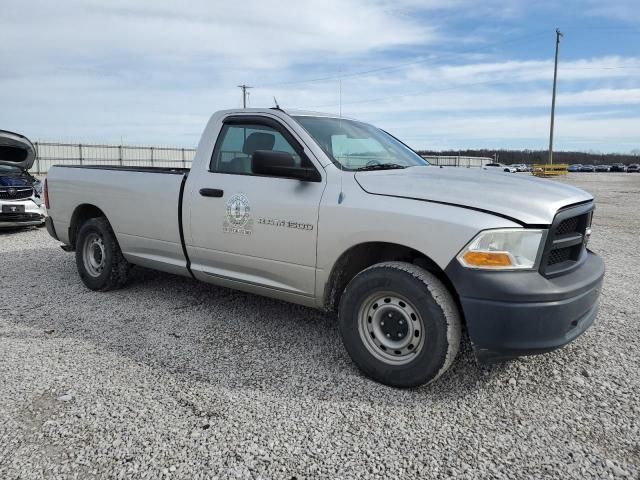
[{"xmin": 422, "ymin": 156, "xmax": 493, "ymax": 168}]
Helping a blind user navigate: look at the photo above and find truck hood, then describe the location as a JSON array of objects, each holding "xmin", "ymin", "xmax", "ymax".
[
  {"xmin": 0, "ymin": 130, "xmax": 36, "ymax": 171},
  {"xmin": 354, "ymin": 166, "xmax": 593, "ymax": 225}
]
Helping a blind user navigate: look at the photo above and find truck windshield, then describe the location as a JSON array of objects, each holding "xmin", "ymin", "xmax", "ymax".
[{"xmin": 293, "ymin": 116, "xmax": 428, "ymax": 171}]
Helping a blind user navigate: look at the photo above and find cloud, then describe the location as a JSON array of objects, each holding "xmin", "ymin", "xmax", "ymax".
[
  {"xmin": 1, "ymin": 0, "xmax": 435, "ymax": 75},
  {"xmin": 584, "ymin": 0, "xmax": 640, "ymax": 22}
]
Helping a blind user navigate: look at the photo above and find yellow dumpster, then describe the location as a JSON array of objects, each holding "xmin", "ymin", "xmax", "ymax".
[{"xmin": 531, "ymin": 164, "xmax": 568, "ymax": 177}]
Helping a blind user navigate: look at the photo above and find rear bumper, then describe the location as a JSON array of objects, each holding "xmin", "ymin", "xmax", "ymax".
[
  {"xmin": 45, "ymin": 216, "xmax": 59, "ymax": 240},
  {"xmin": 445, "ymin": 251, "xmax": 605, "ymax": 363}
]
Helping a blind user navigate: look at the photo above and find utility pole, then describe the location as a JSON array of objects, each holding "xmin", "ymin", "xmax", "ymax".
[
  {"xmin": 237, "ymin": 84, "xmax": 253, "ymax": 108},
  {"xmin": 548, "ymin": 28, "xmax": 563, "ymax": 164}
]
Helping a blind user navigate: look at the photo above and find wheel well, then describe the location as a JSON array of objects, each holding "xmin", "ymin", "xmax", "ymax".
[
  {"xmin": 323, "ymin": 242, "xmax": 460, "ymax": 313},
  {"xmin": 69, "ymin": 204, "xmax": 106, "ymax": 249}
]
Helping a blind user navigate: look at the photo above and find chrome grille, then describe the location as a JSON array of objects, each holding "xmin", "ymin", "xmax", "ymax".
[{"xmin": 0, "ymin": 187, "xmax": 33, "ymax": 200}]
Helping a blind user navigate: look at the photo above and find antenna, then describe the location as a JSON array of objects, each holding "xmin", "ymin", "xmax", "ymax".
[
  {"xmin": 273, "ymin": 96, "xmax": 280, "ymax": 109},
  {"xmin": 339, "ymin": 77, "xmax": 342, "ymax": 118}
]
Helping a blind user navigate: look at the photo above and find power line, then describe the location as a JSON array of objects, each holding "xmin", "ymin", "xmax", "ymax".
[
  {"xmin": 255, "ymin": 29, "xmax": 550, "ymax": 89},
  {"xmin": 254, "ymin": 27, "xmax": 640, "ymax": 91},
  {"xmin": 293, "ymin": 61, "xmax": 640, "ymax": 111}
]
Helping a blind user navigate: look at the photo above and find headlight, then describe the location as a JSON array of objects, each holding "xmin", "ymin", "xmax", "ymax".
[{"xmin": 457, "ymin": 229, "xmax": 546, "ymax": 270}]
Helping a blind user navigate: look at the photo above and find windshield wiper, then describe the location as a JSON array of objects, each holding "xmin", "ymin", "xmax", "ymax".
[{"xmin": 355, "ymin": 163, "xmax": 407, "ymax": 171}]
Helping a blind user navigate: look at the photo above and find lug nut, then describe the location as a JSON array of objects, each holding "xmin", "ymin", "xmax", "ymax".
[
  {"xmin": 399, "ymin": 319, "xmax": 404, "ymax": 325},
  {"xmin": 386, "ymin": 333, "xmax": 391, "ymax": 338},
  {"xmin": 381, "ymin": 321, "xmax": 384, "ymax": 326},
  {"xmin": 388, "ymin": 313, "xmax": 393, "ymax": 318},
  {"xmin": 398, "ymin": 332, "xmax": 403, "ymax": 338}
]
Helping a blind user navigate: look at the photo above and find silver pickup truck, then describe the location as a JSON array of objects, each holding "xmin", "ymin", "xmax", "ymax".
[{"xmin": 45, "ymin": 108, "xmax": 604, "ymax": 387}]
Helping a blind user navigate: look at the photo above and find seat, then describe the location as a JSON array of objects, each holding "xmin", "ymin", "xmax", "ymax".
[{"xmin": 226, "ymin": 132, "xmax": 276, "ymax": 174}]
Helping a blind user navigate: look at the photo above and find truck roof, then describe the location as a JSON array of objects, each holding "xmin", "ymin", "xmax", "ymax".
[{"xmin": 213, "ymin": 107, "xmax": 358, "ymax": 122}]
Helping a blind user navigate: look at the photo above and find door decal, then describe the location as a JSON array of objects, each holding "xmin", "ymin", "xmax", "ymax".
[{"xmin": 224, "ymin": 193, "xmax": 253, "ymax": 235}]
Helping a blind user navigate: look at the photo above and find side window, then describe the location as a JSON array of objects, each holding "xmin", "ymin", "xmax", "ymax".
[{"xmin": 211, "ymin": 124, "xmax": 302, "ymax": 174}]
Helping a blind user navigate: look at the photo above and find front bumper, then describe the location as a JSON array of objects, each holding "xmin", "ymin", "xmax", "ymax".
[
  {"xmin": 0, "ymin": 198, "xmax": 46, "ymax": 228},
  {"xmin": 445, "ymin": 251, "xmax": 605, "ymax": 363}
]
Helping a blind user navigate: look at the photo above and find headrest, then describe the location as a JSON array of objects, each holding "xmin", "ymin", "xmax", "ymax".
[{"xmin": 243, "ymin": 132, "xmax": 276, "ymax": 155}]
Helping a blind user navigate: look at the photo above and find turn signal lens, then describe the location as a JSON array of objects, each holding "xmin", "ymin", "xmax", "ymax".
[
  {"xmin": 457, "ymin": 229, "xmax": 545, "ymax": 270},
  {"xmin": 462, "ymin": 251, "xmax": 513, "ymax": 268},
  {"xmin": 44, "ymin": 178, "xmax": 50, "ymax": 209}
]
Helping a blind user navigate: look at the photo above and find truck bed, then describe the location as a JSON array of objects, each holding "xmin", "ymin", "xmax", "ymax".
[{"xmin": 47, "ymin": 164, "xmax": 191, "ymax": 277}]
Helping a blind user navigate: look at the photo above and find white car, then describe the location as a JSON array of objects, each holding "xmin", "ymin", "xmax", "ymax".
[
  {"xmin": 482, "ymin": 162, "xmax": 517, "ymax": 173},
  {"xmin": 0, "ymin": 130, "xmax": 46, "ymax": 228}
]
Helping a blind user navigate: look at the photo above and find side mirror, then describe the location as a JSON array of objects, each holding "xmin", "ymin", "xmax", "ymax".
[{"xmin": 251, "ymin": 150, "xmax": 321, "ymax": 182}]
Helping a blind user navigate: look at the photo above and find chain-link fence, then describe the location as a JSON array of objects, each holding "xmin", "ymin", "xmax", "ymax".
[
  {"xmin": 422, "ymin": 156, "xmax": 493, "ymax": 168},
  {"xmin": 30, "ymin": 142, "xmax": 493, "ymax": 174},
  {"xmin": 32, "ymin": 142, "xmax": 196, "ymax": 174}
]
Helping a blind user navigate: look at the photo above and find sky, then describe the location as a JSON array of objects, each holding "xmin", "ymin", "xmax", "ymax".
[{"xmin": 1, "ymin": 0, "xmax": 639, "ymax": 152}]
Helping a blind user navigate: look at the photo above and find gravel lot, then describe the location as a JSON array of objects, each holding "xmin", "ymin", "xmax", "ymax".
[{"xmin": 1, "ymin": 173, "xmax": 638, "ymax": 479}]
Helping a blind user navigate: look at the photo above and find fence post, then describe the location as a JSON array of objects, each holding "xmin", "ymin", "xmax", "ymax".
[
  {"xmin": 78, "ymin": 144, "xmax": 83, "ymax": 166},
  {"xmin": 181, "ymin": 148, "xmax": 186, "ymax": 168},
  {"xmin": 150, "ymin": 147, "xmax": 154, "ymax": 167},
  {"xmin": 119, "ymin": 145, "xmax": 123, "ymax": 166},
  {"xmin": 34, "ymin": 141, "xmax": 41, "ymax": 174}
]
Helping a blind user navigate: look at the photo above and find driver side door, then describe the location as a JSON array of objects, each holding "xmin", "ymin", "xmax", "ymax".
[{"xmin": 186, "ymin": 116, "xmax": 326, "ymax": 301}]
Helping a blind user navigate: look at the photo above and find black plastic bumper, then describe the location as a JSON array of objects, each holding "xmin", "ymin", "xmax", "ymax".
[
  {"xmin": 445, "ymin": 251, "xmax": 605, "ymax": 363},
  {"xmin": 45, "ymin": 216, "xmax": 59, "ymax": 241}
]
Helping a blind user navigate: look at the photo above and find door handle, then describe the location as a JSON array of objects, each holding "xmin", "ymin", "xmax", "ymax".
[{"xmin": 199, "ymin": 188, "xmax": 224, "ymax": 198}]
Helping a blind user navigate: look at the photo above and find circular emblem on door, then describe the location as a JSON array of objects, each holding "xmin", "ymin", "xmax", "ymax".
[{"xmin": 226, "ymin": 193, "xmax": 251, "ymax": 228}]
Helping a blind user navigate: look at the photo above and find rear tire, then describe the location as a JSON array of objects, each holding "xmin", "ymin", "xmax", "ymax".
[
  {"xmin": 75, "ymin": 217, "xmax": 131, "ymax": 291},
  {"xmin": 338, "ymin": 261, "xmax": 461, "ymax": 388}
]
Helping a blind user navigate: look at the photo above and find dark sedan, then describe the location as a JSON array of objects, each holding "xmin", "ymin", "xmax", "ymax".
[
  {"xmin": 609, "ymin": 164, "xmax": 627, "ymax": 172},
  {"xmin": 628, "ymin": 164, "xmax": 640, "ymax": 173}
]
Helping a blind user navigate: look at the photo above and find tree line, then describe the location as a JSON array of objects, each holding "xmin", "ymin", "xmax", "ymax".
[{"xmin": 416, "ymin": 149, "xmax": 640, "ymax": 165}]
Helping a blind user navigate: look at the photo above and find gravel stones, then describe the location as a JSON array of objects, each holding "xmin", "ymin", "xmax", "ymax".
[{"xmin": 1, "ymin": 173, "xmax": 638, "ymax": 479}]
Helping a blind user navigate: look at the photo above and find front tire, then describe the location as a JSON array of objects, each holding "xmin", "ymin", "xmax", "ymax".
[
  {"xmin": 338, "ymin": 262, "xmax": 461, "ymax": 388},
  {"xmin": 75, "ymin": 217, "xmax": 131, "ymax": 291}
]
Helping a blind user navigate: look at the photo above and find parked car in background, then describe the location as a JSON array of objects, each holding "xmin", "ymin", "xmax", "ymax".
[
  {"xmin": 482, "ymin": 163, "xmax": 517, "ymax": 173},
  {"xmin": 580, "ymin": 165, "xmax": 595, "ymax": 172},
  {"xmin": 627, "ymin": 164, "xmax": 640, "ymax": 173},
  {"xmin": 568, "ymin": 164, "xmax": 583, "ymax": 172},
  {"xmin": 0, "ymin": 130, "xmax": 45, "ymax": 228},
  {"xmin": 511, "ymin": 164, "xmax": 530, "ymax": 172},
  {"xmin": 594, "ymin": 165, "xmax": 610, "ymax": 172},
  {"xmin": 609, "ymin": 164, "xmax": 627, "ymax": 172}
]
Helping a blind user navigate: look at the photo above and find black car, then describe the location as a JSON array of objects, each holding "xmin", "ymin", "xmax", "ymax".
[
  {"xmin": 609, "ymin": 164, "xmax": 627, "ymax": 172},
  {"xmin": 627, "ymin": 164, "xmax": 640, "ymax": 173}
]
